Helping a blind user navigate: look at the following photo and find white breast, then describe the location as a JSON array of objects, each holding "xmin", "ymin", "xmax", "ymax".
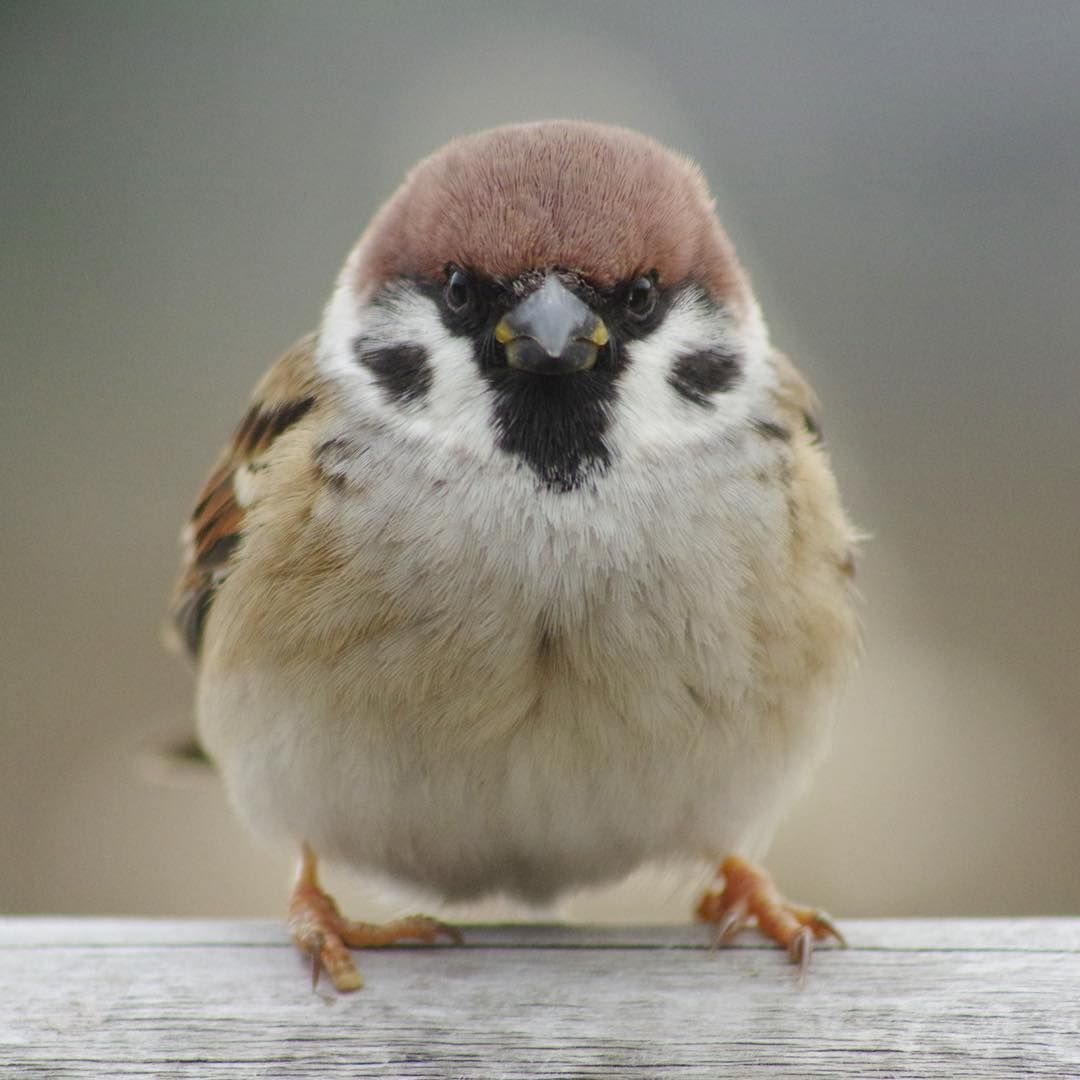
[{"xmin": 199, "ymin": 428, "xmax": 838, "ymax": 903}]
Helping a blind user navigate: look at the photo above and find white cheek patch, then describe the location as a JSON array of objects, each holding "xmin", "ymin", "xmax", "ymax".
[
  {"xmin": 317, "ymin": 277, "xmax": 498, "ymax": 461},
  {"xmin": 609, "ymin": 290, "xmax": 776, "ymax": 461},
  {"xmin": 318, "ymin": 275, "xmax": 779, "ymax": 479},
  {"xmin": 316, "ymin": 254, "xmax": 365, "ymax": 379}
]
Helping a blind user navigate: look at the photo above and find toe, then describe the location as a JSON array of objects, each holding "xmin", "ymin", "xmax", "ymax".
[
  {"xmin": 337, "ymin": 913, "xmax": 463, "ymax": 949},
  {"xmin": 318, "ymin": 936, "xmax": 364, "ymax": 992},
  {"xmin": 696, "ymin": 856, "xmax": 846, "ymax": 976}
]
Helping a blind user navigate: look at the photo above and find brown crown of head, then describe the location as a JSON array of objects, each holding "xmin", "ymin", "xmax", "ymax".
[{"xmin": 351, "ymin": 121, "xmax": 751, "ymax": 315}]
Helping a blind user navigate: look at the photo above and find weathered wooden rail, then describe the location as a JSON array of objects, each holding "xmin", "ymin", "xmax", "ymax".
[{"xmin": 1, "ymin": 918, "xmax": 1077, "ymax": 1077}]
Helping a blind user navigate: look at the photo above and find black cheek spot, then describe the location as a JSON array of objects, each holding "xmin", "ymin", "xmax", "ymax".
[
  {"xmin": 668, "ymin": 348, "xmax": 741, "ymax": 407},
  {"xmin": 353, "ymin": 340, "xmax": 433, "ymax": 406}
]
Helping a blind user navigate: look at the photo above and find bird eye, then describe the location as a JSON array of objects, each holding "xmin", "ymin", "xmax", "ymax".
[
  {"xmin": 625, "ymin": 275, "xmax": 657, "ymax": 320},
  {"xmin": 444, "ymin": 267, "xmax": 472, "ymax": 313}
]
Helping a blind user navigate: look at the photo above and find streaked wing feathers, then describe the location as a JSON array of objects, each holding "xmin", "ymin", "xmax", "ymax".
[
  {"xmin": 769, "ymin": 350, "xmax": 823, "ymax": 443},
  {"xmin": 170, "ymin": 334, "xmax": 321, "ymax": 658}
]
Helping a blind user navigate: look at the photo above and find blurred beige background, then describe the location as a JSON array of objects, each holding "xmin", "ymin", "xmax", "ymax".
[{"xmin": 2, "ymin": 1, "xmax": 1078, "ymax": 924}]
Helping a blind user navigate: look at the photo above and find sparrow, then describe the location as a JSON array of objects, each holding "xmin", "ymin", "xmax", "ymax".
[{"xmin": 171, "ymin": 120, "xmax": 859, "ymax": 991}]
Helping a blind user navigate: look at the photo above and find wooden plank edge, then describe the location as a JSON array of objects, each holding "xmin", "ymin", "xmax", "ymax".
[{"xmin": 1, "ymin": 916, "xmax": 1079, "ymax": 951}]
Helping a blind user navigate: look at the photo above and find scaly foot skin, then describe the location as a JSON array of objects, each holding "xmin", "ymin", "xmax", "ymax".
[
  {"xmin": 695, "ymin": 854, "xmax": 845, "ymax": 979},
  {"xmin": 288, "ymin": 844, "xmax": 462, "ymax": 992}
]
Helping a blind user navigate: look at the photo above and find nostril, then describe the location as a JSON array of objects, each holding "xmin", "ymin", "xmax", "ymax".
[{"xmin": 505, "ymin": 337, "xmax": 599, "ymax": 375}]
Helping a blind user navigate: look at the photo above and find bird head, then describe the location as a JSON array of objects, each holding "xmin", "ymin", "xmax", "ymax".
[{"xmin": 317, "ymin": 121, "xmax": 774, "ymax": 493}]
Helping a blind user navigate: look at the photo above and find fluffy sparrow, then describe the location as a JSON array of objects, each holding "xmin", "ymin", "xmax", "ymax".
[{"xmin": 171, "ymin": 121, "xmax": 859, "ymax": 990}]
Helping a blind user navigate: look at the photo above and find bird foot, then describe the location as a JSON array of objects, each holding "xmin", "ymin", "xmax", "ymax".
[
  {"xmin": 288, "ymin": 844, "xmax": 462, "ymax": 992},
  {"xmin": 695, "ymin": 854, "xmax": 845, "ymax": 979}
]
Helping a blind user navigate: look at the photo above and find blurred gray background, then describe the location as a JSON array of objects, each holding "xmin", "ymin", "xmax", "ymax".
[{"xmin": 3, "ymin": 1, "xmax": 1078, "ymax": 924}]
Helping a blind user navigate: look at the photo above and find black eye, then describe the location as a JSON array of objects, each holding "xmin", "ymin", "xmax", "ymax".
[
  {"xmin": 445, "ymin": 267, "xmax": 472, "ymax": 313},
  {"xmin": 625, "ymin": 275, "xmax": 657, "ymax": 320}
]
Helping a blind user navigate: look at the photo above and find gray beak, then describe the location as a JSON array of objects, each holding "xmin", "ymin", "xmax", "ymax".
[{"xmin": 495, "ymin": 276, "xmax": 609, "ymax": 375}]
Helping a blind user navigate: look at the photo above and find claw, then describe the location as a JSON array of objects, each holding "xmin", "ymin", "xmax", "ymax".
[
  {"xmin": 789, "ymin": 926, "xmax": 813, "ymax": 986},
  {"xmin": 811, "ymin": 909, "xmax": 847, "ymax": 948},
  {"xmin": 695, "ymin": 855, "xmax": 845, "ymax": 980},
  {"xmin": 289, "ymin": 844, "xmax": 459, "ymax": 992},
  {"xmin": 712, "ymin": 903, "xmax": 747, "ymax": 945}
]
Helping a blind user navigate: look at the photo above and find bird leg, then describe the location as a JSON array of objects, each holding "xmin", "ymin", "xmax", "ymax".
[
  {"xmin": 695, "ymin": 854, "xmax": 845, "ymax": 977},
  {"xmin": 287, "ymin": 843, "xmax": 462, "ymax": 992}
]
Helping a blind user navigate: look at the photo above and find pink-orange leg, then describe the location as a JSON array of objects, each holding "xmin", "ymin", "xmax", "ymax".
[
  {"xmin": 696, "ymin": 854, "xmax": 845, "ymax": 977},
  {"xmin": 288, "ymin": 844, "xmax": 462, "ymax": 991}
]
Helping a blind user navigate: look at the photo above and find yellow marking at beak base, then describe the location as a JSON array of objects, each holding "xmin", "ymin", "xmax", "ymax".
[
  {"xmin": 588, "ymin": 319, "xmax": 609, "ymax": 347},
  {"xmin": 494, "ymin": 318, "xmax": 514, "ymax": 344}
]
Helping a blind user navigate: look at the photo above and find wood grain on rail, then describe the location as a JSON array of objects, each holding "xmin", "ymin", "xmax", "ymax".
[{"xmin": 2, "ymin": 918, "xmax": 1078, "ymax": 1077}]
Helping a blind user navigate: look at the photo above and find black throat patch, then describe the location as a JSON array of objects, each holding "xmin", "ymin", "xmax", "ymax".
[
  {"xmin": 404, "ymin": 271, "xmax": 677, "ymax": 493},
  {"xmin": 482, "ymin": 366, "xmax": 618, "ymax": 492}
]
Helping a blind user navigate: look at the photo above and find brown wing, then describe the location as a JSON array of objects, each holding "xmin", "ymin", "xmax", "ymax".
[
  {"xmin": 768, "ymin": 350, "xmax": 859, "ymax": 580},
  {"xmin": 768, "ymin": 350, "xmax": 824, "ymax": 444},
  {"xmin": 170, "ymin": 334, "xmax": 321, "ymax": 658}
]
